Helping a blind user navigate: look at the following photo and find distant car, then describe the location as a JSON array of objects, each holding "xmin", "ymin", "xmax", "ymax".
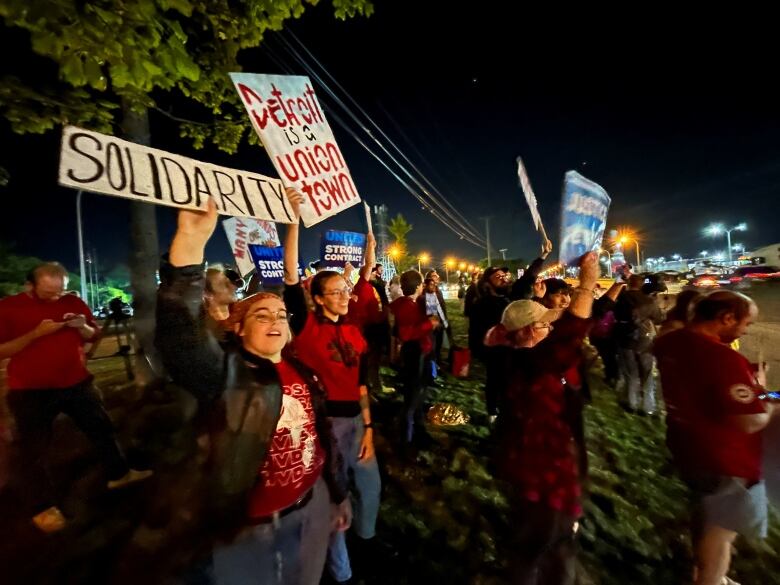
[
  {"xmin": 94, "ymin": 304, "xmax": 133, "ymax": 319},
  {"xmin": 689, "ymin": 273, "xmax": 728, "ymax": 289},
  {"xmin": 653, "ymin": 271, "xmax": 686, "ymax": 295},
  {"xmin": 726, "ymin": 265, "xmax": 780, "ymax": 288},
  {"xmin": 690, "ymin": 262, "xmax": 727, "ymax": 276}
]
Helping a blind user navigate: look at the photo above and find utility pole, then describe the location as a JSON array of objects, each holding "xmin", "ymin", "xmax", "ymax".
[
  {"xmin": 481, "ymin": 216, "xmax": 492, "ymax": 265},
  {"xmin": 76, "ymin": 191, "xmax": 88, "ymax": 301},
  {"xmin": 499, "ymin": 248, "xmax": 508, "ymax": 261}
]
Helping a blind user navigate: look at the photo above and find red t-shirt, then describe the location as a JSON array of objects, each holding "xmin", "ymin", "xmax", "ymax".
[
  {"xmin": 0, "ymin": 292, "xmax": 99, "ymax": 391},
  {"xmin": 346, "ymin": 278, "xmax": 383, "ymax": 329},
  {"xmin": 389, "ymin": 296, "xmax": 433, "ymax": 355},
  {"xmin": 247, "ymin": 360, "xmax": 325, "ymax": 519},
  {"xmin": 293, "ymin": 312, "xmax": 367, "ymax": 403},
  {"xmin": 654, "ymin": 328, "xmax": 765, "ymax": 481}
]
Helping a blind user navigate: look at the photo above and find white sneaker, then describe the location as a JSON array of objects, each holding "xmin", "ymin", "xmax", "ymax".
[{"xmin": 107, "ymin": 468, "xmax": 153, "ymax": 490}]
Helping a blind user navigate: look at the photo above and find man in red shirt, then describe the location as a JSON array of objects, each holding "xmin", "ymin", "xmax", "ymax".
[
  {"xmin": 0, "ymin": 262, "xmax": 151, "ymax": 532},
  {"xmin": 654, "ymin": 290, "xmax": 776, "ymax": 585}
]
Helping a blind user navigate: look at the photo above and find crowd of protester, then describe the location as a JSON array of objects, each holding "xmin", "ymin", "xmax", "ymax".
[{"xmin": 0, "ymin": 187, "xmax": 775, "ymax": 585}]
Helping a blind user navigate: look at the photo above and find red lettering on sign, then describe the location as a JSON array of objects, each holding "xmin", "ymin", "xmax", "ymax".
[
  {"xmin": 296, "ymin": 98, "xmax": 312, "ymax": 124},
  {"xmin": 294, "ymin": 149, "xmax": 316, "ymax": 178},
  {"xmin": 237, "ymin": 83, "xmax": 269, "ymax": 130},
  {"xmin": 276, "ymin": 153, "xmax": 300, "ymax": 182}
]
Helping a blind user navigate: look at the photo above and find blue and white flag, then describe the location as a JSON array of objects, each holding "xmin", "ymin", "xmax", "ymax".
[{"xmin": 559, "ymin": 171, "xmax": 611, "ymax": 266}]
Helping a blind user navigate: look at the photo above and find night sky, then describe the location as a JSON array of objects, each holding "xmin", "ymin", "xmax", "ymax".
[{"xmin": 2, "ymin": 3, "xmax": 779, "ymax": 276}]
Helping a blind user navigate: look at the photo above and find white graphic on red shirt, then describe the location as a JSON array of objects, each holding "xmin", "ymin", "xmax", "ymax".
[
  {"xmin": 278, "ymin": 394, "xmax": 308, "ymax": 448},
  {"xmin": 260, "ymin": 382, "xmax": 323, "ymax": 489}
]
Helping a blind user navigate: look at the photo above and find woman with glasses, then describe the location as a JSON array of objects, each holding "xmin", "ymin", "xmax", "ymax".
[
  {"xmin": 156, "ymin": 190, "xmax": 350, "ymax": 585},
  {"xmin": 280, "ymin": 201, "xmax": 382, "ymax": 585},
  {"xmin": 484, "ymin": 253, "xmax": 600, "ymax": 585}
]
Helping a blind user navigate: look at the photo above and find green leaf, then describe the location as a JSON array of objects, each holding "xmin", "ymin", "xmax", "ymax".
[
  {"xmin": 62, "ymin": 53, "xmax": 87, "ymax": 86},
  {"xmin": 159, "ymin": 0, "xmax": 193, "ymax": 16},
  {"xmin": 169, "ymin": 20, "xmax": 187, "ymax": 42},
  {"xmin": 84, "ymin": 58, "xmax": 107, "ymax": 90}
]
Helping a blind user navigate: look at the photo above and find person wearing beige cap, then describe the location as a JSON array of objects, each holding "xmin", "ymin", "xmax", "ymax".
[{"xmin": 486, "ymin": 252, "xmax": 599, "ymax": 585}]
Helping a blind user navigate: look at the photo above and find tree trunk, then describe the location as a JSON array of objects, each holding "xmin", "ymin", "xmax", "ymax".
[{"xmin": 122, "ymin": 100, "xmax": 162, "ymax": 390}]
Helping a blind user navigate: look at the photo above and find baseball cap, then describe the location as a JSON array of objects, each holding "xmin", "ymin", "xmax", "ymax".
[
  {"xmin": 483, "ymin": 266, "xmax": 510, "ymax": 280},
  {"xmin": 501, "ymin": 300, "xmax": 562, "ymax": 331}
]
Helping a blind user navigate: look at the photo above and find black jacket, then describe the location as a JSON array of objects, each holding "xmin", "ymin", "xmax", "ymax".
[
  {"xmin": 155, "ymin": 262, "xmax": 348, "ymax": 519},
  {"xmin": 371, "ymin": 276, "xmax": 390, "ymax": 309},
  {"xmin": 510, "ymin": 256, "xmax": 546, "ymax": 300},
  {"xmin": 468, "ymin": 289, "xmax": 510, "ymax": 358},
  {"xmin": 613, "ymin": 289, "xmax": 664, "ymax": 352}
]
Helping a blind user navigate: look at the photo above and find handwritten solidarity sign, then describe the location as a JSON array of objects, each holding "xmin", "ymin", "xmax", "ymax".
[
  {"xmin": 230, "ymin": 73, "xmax": 362, "ymax": 227},
  {"xmin": 559, "ymin": 171, "xmax": 611, "ymax": 266},
  {"xmin": 58, "ymin": 126, "xmax": 295, "ymax": 223}
]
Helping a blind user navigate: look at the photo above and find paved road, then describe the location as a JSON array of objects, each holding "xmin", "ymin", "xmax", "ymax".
[{"xmin": 740, "ymin": 283, "xmax": 780, "ymax": 389}]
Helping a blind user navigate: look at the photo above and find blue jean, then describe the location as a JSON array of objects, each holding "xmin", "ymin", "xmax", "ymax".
[
  {"xmin": 399, "ymin": 342, "xmax": 428, "ymax": 442},
  {"xmin": 327, "ymin": 415, "xmax": 382, "ymax": 582},
  {"xmin": 212, "ymin": 477, "xmax": 330, "ymax": 585},
  {"xmin": 618, "ymin": 348, "xmax": 656, "ymax": 414}
]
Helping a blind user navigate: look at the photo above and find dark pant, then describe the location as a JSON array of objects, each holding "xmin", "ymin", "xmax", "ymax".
[
  {"xmin": 363, "ymin": 322, "xmax": 389, "ymax": 394},
  {"xmin": 591, "ymin": 337, "xmax": 618, "ymax": 384},
  {"xmin": 483, "ymin": 347, "xmax": 507, "ymax": 417},
  {"xmin": 7, "ymin": 379, "xmax": 129, "ymax": 511},
  {"xmin": 507, "ymin": 501, "xmax": 578, "ymax": 585},
  {"xmin": 399, "ymin": 342, "xmax": 428, "ymax": 443}
]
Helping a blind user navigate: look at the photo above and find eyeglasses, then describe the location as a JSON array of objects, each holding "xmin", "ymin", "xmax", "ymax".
[
  {"xmin": 252, "ymin": 310, "xmax": 292, "ymax": 324},
  {"xmin": 322, "ymin": 288, "xmax": 351, "ymax": 298}
]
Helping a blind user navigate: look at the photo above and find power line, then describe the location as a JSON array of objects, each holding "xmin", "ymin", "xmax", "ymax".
[
  {"xmin": 272, "ymin": 33, "xmax": 486, "ymax": 246},
  {"xmin": 263, "ymin": 39, "xmax": 485, "ymax": 248},
  {"xmin": 284, "ymin": 30, "xmax": 484, "ymax": 243}
]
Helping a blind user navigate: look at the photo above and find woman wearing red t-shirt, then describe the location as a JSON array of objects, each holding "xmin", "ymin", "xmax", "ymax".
[
  {"xmin": 157, "ymin": 192, "xmax": 350, "ymax": 585},
  {"xmin": 280, "ymin": 210, "xmax": 382, "ymax": 585}
]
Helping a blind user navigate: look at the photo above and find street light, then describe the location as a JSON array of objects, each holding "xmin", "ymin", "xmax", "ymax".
[
  {"xmin": 445, "ymin": 258, "xmax": 456, "ymax": 283},
  {"xmin": 705, "ymin": 222, "xmax": 747, "ymax": 263},
  {"xmin": 458, "ymin": 261, "xmax": 467, "ymax": 271},
  {"xmin": 418, "ymin": 252, "xmax": 430, "ymax": 273},
  {"xmin": 672, "ymin": 254, "xmax": 682, "ymax": 261},
  {"xmin": 700, "ymin": 250, "xmax": 709, "ymax": 258},
  {"xmin": 617, "ymin": 231, "xmax": 641, "ymax": 270}
]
